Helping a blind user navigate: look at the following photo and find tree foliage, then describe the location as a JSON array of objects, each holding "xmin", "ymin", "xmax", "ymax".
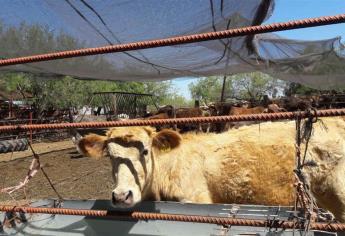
[
  {"xmin": 0, "ymin": 20, "xmax": 189, "ymax": 109},
  {"xmin": 189, "ymin": 77, "xmax": 224, "ymax": 104},
  {"xmin": 0, "ymin": 21, "xmax": 115, "ymax": 73},
  {"xmin": 189, "ymin": 72, "xmax": 286, "ymax": 103},
  {"xmin": 0, "ymin": 72, "xmax": 189, "ymax": 112},
  {"xmin": 0, "ymin": 73, "xmax": 29, "ymax": 92},
  {"xmin": 230, "ymin": 72, "xmax": 285, "ymax": 101},
  {"xmin": 284, "ymin": 82, "xmax": 319, "ymax": 96}
]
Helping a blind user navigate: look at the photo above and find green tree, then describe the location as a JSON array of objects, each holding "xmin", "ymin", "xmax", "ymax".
[
  {"xmin": 0, "ymin": 73, "xmax": 30, "ymax": 92},
  {"xmin": 0, "ymin": 72, "xmax": 177, "ymax": 112},
  {"xmin": 230, "ymin": 72, "xmax": 283, "ymax": 102},
  {"xmin": 32, "ymin": 76, "xmax": 91, "ymax": 109},
  {"xmin": 189, "ymin": 77, "xmax": 225, "ymax": 104},
  {"xmin": 284, "ymin": 82, "xmax": 319, "ymax": 96},
  {"xmin": 0, "ymin": 20, "xmax": 183, "ymax": 111},
  {"xmin": 189, "ymin": 72, "xmax": 284, "ymax": 103},
  {"xmin": 161, "ymin": 94, "xmax": 193, "ymax": 108}
]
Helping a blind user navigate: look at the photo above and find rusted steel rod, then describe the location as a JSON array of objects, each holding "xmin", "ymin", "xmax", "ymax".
[
  {"xmin": 0, "ymin": 109, "xmax": 344, "ymax": 132},
  {"xmin": 0, "ymin": 205, "xmax": 344, "ymax": 231},
  {"xmin": 0, "ymin": 14, "xmax": 345, "ymax": 67}
]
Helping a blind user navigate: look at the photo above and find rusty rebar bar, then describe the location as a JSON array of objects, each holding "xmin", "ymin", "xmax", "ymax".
[
  {"xmin": 0, "ymin": 14, "xmax": 345, "ymax": 67},
  {"xmin": 0, "ymin": 109, "xmax": 344, "ymax": 132},
  {"xmin": 0, "ymin": 205, "xmax": 344, "ymax": 231}
]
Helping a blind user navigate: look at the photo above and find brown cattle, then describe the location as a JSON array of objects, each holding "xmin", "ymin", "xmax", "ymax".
[
  {"xmin": 147, "ymin": 112, "xmax": 170, "ymax": 120},
  {"xmin": 175, "ymin": 107, "xmax": 202, "ymax": 118},
  {"xmin": 267, "ymin": 103, "xmax": 286, "ymax": 113},
  {"xmin": 229, "ymin": 106, "xmax": 266, "ymax": 115},
  {"xmin": 156, "ymin": 105, "xmax": 175, "ymax": 117},
  {"xmin": 175, "ymin": 107, "xmax": 204, "ymax": 132},
  {"xmin": 208, "ymin": 104, "xmax": 267, "ymax": 132},
  {"xmin": 147, "ymin": 106, "xmax": 208, "ymax": 133},
  {"xmin": 228, "ymin": 106, "xmax": 267, "ymax": 129},
  {"xmin": 200, "ymin": 105, "xmax": 218, "ymax": 133},
  {"xmin": 77, "ymin": 117, "xmax": 345, "ymax": 222},
  {"xmin": 278, "ymin": 96, "xmax": 312, "ymax": 111},
  {"xmin": 146, "ymin": 112, "xmax": 172, "ymax": 131}
]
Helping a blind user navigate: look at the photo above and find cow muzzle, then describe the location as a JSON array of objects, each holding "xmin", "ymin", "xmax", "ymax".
[{"xmin": 112, "ymin": 190, "xmax": 134, "ymax": 206}]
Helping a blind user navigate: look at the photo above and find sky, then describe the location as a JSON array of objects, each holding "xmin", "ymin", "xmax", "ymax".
[{"xmin": 172, "ymin": 0, "xmax": 345, "ymax": 99}]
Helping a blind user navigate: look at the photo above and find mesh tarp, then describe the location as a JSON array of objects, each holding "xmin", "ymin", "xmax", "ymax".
[{"xmin": 0, "ymin": 0, "xmax": 344, "ymax": 89}]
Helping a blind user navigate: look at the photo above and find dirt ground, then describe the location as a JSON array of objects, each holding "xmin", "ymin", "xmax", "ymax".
[{"xmin": 0, "ymin": 140, "xmax": 114, "ymax": 203}]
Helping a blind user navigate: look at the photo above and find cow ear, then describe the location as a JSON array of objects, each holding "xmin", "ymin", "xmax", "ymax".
[
  {"xmin": 77, "ymin": 134, "xmax": 107, "ymax": 159},
  {"xmin": 152, "ymin": 129, "xmax": 181, "ymax": 152}
]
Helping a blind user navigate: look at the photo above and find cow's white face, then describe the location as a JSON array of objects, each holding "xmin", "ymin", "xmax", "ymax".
[
  {"xmin": 107, "ymin": 127, "xmax": 154, "ymax": 207},
  {"xmin": 77, "ymin": 127, "xmax": 181, "ymax": 208}
]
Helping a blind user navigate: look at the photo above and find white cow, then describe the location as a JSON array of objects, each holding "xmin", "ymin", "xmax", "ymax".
[{"xmin": 77, "ymin": 117, "xmax": 345, "ymax": 222}]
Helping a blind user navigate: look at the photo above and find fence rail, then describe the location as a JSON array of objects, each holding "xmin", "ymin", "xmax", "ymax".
[{"xmin": 0, "ymin": 109, "xmax": 344, "ymax": 132}]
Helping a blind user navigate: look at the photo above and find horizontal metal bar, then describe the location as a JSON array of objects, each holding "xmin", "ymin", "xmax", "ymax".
[
  {"xmin": 93, "ymin": 91, "xmax": 154, "ymax": 96},
  {"xmin": 0, "ymin": 205, "xmax": 345, "ymax": 231},
  {"xmin": 0, "ymin": 14, "xmax": 344, "ymax": 66},
  {"xmin": 0, "ymin": 108, "xmax": 344, "ymax": 132}
]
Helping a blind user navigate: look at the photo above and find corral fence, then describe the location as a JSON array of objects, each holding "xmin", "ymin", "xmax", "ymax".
[
  {"xmin": 1, "ymin": 12, "xmax": 345, "ymax": 234},
  {"xmin": 93, "ymin": 91, "xmax": 159, "ymax": 120},
  {"xmin": 0, "ymin": 116, "xmax": 71, "ymax": 143}
]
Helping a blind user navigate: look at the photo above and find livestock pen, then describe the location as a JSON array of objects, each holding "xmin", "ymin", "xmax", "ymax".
[
  {"xmin": 92, "ymin": 91, "xmax": 158, "ymax": 120},
  {"xmin": 1, "ymin": 110, "xmax": 345, "ymax": 235},
  {"xmin": 1, "ymin": 1, "xmax": 345, "ymax": 235}
]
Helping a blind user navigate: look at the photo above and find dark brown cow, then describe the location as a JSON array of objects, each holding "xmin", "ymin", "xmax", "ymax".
[
  {"xmin": 228, "ymin": 106, "xmax": 267, "ymax": 129},
  {"xmin": 267, "ymin": 103, "xmax": 286, "ymax": 113},
  {"xmin": 229, "ymin": 106, "xmax": 266, "ymax": 115},
  {"xmin": 277, "ymin": 96, "xmax": 312, "ymax": 112},
  {"xmin": 147, "ymin": 112, "xmax": 170, "ymax": 120},
  {"xmin": 146, "ymin": 106, "xmax": 209, "ymax": 133},
  {"xmin": 146, "ymin": 108, "xmax": 172, "ymax": 131},
  {"xmin": 175, "ymin": 107, "xmax": 204, "ymax": 132}
]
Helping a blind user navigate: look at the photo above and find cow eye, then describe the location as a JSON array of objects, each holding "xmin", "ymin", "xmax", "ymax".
[{"xmin": 142, "ymin": 149, "xmax": 148, "ymax": 156}]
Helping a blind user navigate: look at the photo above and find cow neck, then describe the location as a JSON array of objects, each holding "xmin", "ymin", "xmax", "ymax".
[
  {"xmin": 149, "ymin": 147, "xmax": 181, "ymax": 201},
  {"xmin": 140, "ymin": 149, "xmax": 157, "ymax": 201}
]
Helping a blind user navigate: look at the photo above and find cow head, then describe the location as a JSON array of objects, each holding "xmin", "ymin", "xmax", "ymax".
[{"xmin": 77, "ymin": 127, "xmax": 181, "ymax": 207}]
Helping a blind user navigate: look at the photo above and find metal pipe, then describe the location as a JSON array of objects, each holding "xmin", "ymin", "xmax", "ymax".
[
  {"xmin": 0, "ymin": 205, "xmax": 344, "ymax": 231},
  {"xmin": 0, "ymin": 108, "xmax": 344, "ymax": 132},
  {"xmin": 0, "ymin": 14, "xmax": 344, "ymax": 67}
]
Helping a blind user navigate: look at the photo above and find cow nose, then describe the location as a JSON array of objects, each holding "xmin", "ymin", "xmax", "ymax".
[{"xmin": 112, "ymin": 190, "xmax": 133, "ymax": 204}]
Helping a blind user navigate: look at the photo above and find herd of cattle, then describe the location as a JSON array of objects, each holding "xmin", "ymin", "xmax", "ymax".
[{"xmin": 142, "ymin": 95, "xmax": 329, "ymax": 133}]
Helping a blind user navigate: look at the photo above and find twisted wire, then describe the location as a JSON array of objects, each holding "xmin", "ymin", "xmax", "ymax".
[{"xmin": 0, "ymin": 14, "xmax": 344, "ymax": 66}]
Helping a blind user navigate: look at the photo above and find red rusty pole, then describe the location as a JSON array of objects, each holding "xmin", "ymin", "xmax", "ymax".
[
  {"xmin": 0, "ymin": 108, "xmax": 344, "ymax": 132},
  {"xmin": 0, "ymin": 14, "xmax": 344, "ymax": 67},
  {"xmin": 0, "ymin": 205, "xmax": 345, "ymax": 231}
]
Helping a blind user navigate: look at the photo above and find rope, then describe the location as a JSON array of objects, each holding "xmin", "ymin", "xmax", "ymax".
[
  {"xmin": 0, "ymin": 140, "xmax": 63, "ymax": 202},
  {"xmin": 293, "ymin": 108, "xmax": 322, "ymax": 236},
  {"xmin": 0, "ymin": 14, "xmax": 344, "ymax": 67},
  {"xmin": 0, "ymin": 108, "xmax": 344, "ymax": 132},
  {"xmin": 27, "ymin": 141, "xmax": 63, "ymax": 201}
]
